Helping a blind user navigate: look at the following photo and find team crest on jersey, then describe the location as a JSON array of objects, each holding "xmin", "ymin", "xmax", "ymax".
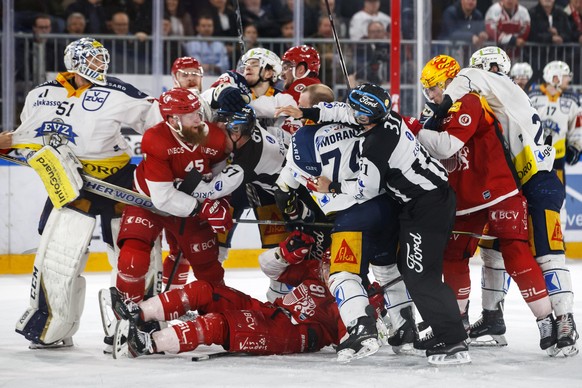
[
  {"xmin": 35, "ymin": 118, "xmax": 79, "ymax": 146},
  {"xmin": 82, "ymin": 89, "xmax": 110, "ymax": 111},
  {"xmin": 294, "ymin": 83, "xmax": 306, "ymax": 93},
  {"xmin": 458, "ymin": 114, "xmax": 472, "ymax": 126},
  {"xmin": 560, "ymin": 99, "xmax": 572, "ymax": 113}
]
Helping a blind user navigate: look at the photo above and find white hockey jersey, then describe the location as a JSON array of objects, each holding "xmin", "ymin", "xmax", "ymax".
[
  {"xmin": 277, "ymin": 122, "xmax": 364, "ymax": 215},
  {"xmin": 528, "ymin": 85, "xmax": 582, "ymax": 162},
  {"xmin": 443, "ymin": 68, "xmax": 555, "ymax": 184},
  {"xmin": 11, "ymin": 72, "xmax": 161, "ymax": 179}
]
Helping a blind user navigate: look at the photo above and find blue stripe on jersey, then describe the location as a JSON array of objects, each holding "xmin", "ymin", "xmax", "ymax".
[{"xmin": 292, "ymin": 125, "xmax": 323, "ymax": 176}]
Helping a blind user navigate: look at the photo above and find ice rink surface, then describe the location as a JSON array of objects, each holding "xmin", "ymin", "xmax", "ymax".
[{"xmin": 1, "ymin": 260, "xmax": 581, "ymax": 388}]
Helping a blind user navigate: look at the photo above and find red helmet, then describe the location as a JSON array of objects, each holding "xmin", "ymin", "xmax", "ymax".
[
  {"xmin": 171, "ymin": 56, "xmax": 203, "ymax": 77},
  {"xmin": 282, "ymin": 45, "xmax": 320, "ymax": 76},
  {"xmin": 158, "ymin": 88, "xmax": 201, "ymax": 118}
]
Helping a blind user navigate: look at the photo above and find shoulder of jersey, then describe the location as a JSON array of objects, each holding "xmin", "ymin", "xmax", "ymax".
[
  {"xmin": 97, "ymin": 76, "xmax": 151, "ymax": 99},
  {"xmin": 33, "ymin": 79, "xmax": 61, "ymax": 90},
  {"xmin": 528, "ymin": 87, "xmax": 543, "ymax": 98},
  {"xmin": 561, "ymin": 91, "xmax": 580, "ymax": 104}
]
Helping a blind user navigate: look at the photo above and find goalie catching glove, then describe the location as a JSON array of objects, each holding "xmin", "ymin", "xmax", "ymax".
[
  {"xmin": 198, "ymin": 198, "xmax": 233, "ymax": 234},
  {"xmin": 278, "ymin": 230, "xmax": 315, "ymax": 264}
]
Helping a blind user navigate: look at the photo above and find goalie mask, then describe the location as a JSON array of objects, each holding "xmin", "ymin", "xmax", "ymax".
[
  {"xmin": 347, "ymin": 83, "xmax": 392, "ymax": 125},
  {"xmin": 470, "ymin": 46, "xmax": 511, "ymax": 74},
  {"xmin": 282, "ymin": 45, "xmax": 321, "ymax": 78},
  {"xmin": 543, "ymin": 61, "xmax": 572, "ymax": 89},
  {"xmin": 171, "ymin": 56, "xmax": 204, "ymax": 91},
  {"xmin": 241, "ymin": 48, "xmax": 283, "ymax": 83},
  {"xmin": 159, "ymin": 88, "xmax": 202, "ymax": 138},
  {"xmin": 420, "ymin": 55, "xmax": 460, "ymax": 102},
  {"xmin": 64, "ymin": 37, "xmax": 110, "ymax": 85}
]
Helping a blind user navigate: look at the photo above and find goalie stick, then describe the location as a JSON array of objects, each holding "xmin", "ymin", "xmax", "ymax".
[{"xmin": 0, "ymin": 153, "xmax": 169, "ymax": 216}]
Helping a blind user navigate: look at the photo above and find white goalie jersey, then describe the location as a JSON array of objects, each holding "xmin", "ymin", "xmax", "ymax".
[
  {"xmin": 528, "ymin": 86, "xmax": 582, "ymax": 162},
  {"xmin": 277, "ymin": 122, "xmax": 364, "ymax": 215},
  {"xmin": 11, "ymin": 72, "xmax": 161, "ymax": 179},
  {"xmin": 443, "ymin": 68, "xmax": 555, "ymax": 184}
]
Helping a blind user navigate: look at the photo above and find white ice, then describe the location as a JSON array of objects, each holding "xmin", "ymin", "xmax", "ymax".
[{"xmin": 2, "ymin": 259, "xmax": 581, "ymax": 388}]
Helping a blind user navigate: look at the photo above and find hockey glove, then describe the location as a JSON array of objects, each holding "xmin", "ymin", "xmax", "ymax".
[
  {"xmin": 199, "ymin": 198, "xmax": 233, "ymax": 234},
  {"xmin": 216, "ymin": 85, "xmax": 248, "ymax": 112},
  {"xmin": 566, "ymin": 145, "xmax": 581, "ymax": 165},
  {"xmin": 278, "ymin": 230, "xmax": 315, "ymax": 264},
  {"xmin": 274, "ymin": 187, "xmax": 300, "ymax": 220},
  {"xmin": 211, "ymin": 71, "xmax": 251, "ymax": 112},
  {"xmin": 175, "ymin": 169, "xmax": 203, "ymax": 195},
  {"xmin": 367, "ymin": 282, "xmax": 387, "ymax": 319}
]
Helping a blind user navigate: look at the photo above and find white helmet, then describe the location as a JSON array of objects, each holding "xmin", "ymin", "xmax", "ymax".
[
  {"xmin": 510, "ymin": 62, "xmax": 533, "ymax": 80},
  {"xmin": 543, "ymin": 61, "xmax": 572, "ymax": 87},
  {"xmin": 241, "ymin": 48, "xmax": 282, "ymax": 83},
  {"xmin": 64, "ymin": 37, "xmax": 110, "ymax": 85},
  {"xmin": 470, "ymin": 46, "xmax": 511, "ymax": 74}
]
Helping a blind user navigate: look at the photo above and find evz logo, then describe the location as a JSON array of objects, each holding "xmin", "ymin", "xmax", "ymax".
[
  {"xmin": 82, "ymin": 89, "xmax": 110, "ymax": 111},
  {"xmin": 35, "ymin": 119, "xmax": 78, "ymax": 146}
]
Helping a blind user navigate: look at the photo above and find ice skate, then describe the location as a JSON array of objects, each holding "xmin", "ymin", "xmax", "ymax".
[
  {"xmin": 469, "ymin": 302, "xmax": 507, "ymax": 347},
  {"xmin": 126, "ymin": 321, "xmax": 156, "ymax": 358},
  {"xmin": 537, "ymin": 314, "xmax": 558, "ymax": 355},
  {"xmin": 425, "ymin": 340, "xmax": 471, "ymax": 366},
  {"xmin": 336, "ymin": 314, "xmax": 380, "ymax": 363},
  {"xmin": 28, "ymin": 337, "xmax": 73, "ymax": 350},
  {"xmin": 387, "ymin": 306, "xmax": 420, "ymax": 355},
  {"xmin": 555, "ymin": 313, "xmax": 578, "ymax": 357}
]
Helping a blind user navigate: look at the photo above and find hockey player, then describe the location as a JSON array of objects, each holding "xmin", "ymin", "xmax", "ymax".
[
  {"xmin": 170, "ymin": 56, "xmax": 212, "ymax": 121},
  {"xmin": 275, "ymin": 83, "xmax": 417, "ymax": 360},
  {"xmin": 280, "ymin": 45, "xmax": 322, "ymax": 104},
  {"xmin": 434, "ymin": 46, "xmax": 578, "ymax": 356},
  {"xmin": 108, "ymin": 230, "xmax": 387, "ymax": 359},
  {"xmin": 114, "ymin": 88, "xmax": 233, "ymax": 306},
  {"xmin": 9, "ymin": 37, "xmax": 162, "ymax": 348},
  {"xmin": 296, "ymin": 84, "xmax": 470, "ymax": 365},
  {"xmin": 418, "ymin": 55, "xmax": 554, "ymax": 351},
  {"xmin": 529, "ymin": 60, "xmax": 582, "ymax": 183},
  {"xmin": 510, "ymin": 62, "xmax": 534, "ymax": 91}
]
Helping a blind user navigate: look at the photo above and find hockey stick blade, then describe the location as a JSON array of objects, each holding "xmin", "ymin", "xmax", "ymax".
[
  {"xmin": 191, "ymin": 351, "xmax": 235, "ymax": 361},
  {"xmin": 234, "ymin": 219, "xmax": 334, "ymax": 228},
  {"xmin": 452, "ymin": 230, "xmax": 497, "ymax": 240},
  {"xmin": 0, "ymin": 153, "xmax": 169, "ymax": 216}
]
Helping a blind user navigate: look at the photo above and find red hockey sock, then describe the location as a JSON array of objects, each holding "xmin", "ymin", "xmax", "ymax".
[
  {"xmin": 500, "ymin": 239, "xmax": 548, "ymax": 303},
  {"xmin": 116, "ymin": 239, "xmax": 152, "ymax": 303},
  {"xmin": 162, "ymin": 254, "xmax": 190, "ymax": 287},
  {"xmin": 172, "ymin": 313, "xmax": 228, "ymax": 352}
]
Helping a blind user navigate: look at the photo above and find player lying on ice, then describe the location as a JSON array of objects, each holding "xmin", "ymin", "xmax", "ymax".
[{"xmin": 108, "ymin": 230, "xmax": 389, "ymax": 360}]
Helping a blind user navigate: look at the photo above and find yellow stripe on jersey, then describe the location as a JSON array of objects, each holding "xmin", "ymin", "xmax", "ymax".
[
  {"xmin": 554, "ymin": 138, "xmax": 566, "ymax": 159},
  {"xmin": 330, "ymin": 231, "xmax": 362, "ymax": 274},
  {"xmin": 80, "ymin": 153, "xmax": 131, "ymax": 179},
  {"xmin": 255, "ymin": 204, "xmax": 288, "ymax": 246}
]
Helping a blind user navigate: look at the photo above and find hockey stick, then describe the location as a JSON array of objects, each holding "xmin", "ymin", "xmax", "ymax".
[
  {"xmin": 0, "ymin": 153, "xmax": 169, "ymax": 216},
  {"xmin": 324, "ymin": 0, "xmax": 351, "ymax": 89},
  {"xmin": 234, "ymin": 219, "xmax": 497, "ymax": 240},
  {"xmin": 232, "ymin": 0, "xmax": 246, "ymax": 56},
  {"xmin": 191, "ymin": 351, "xmax": 242, "ymax": 361}
]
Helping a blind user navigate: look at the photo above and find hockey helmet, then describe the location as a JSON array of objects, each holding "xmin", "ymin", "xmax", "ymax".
[
  {"xmin": 282, "ymin": 45, "xmax": 321, "ymax": 76},
  {"xmin": 420, "ymin": 55, "xmax": 461, "ymax": 90},
  {"xmin": 64, "ymin": 37, "xmax": 110, "ymax": 85},
  {"xmin": 470, "ymin": 46, "xmax": 511, "ymax": 74},
  {"xmin": 220, "ymin": 106, "xmax": 256, "ymax": 138},
  {"xmin": 543, "ymin": 61, "xmax": 572, "ymax": 87},
  {"xmin": 171, "ymin": 57, "xmax": 204, "ymax": 78},
  {"xmin": 510, "ymin": 62, "xmax": 533, "ymax": 80},
  {"xmin": 347, "ymin": 83, "xmax": 392, "ymax": 125},
  {"xmin": 241, "ymin": 48, "xmax": 283, "ymax": 82},
  {"xmin": 159, "ymin": 88, "xmax": 201, "ymax": 119}
]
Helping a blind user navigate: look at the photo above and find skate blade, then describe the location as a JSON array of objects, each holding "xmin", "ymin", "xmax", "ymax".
[
  {"xmin": 392, "ymin": 343, "xmax": 424, "ymax": 356},
  {"xmin": 29, "ymin": 337, "xmax": 73, "ymax": 350},
  {"xmin": 113, "ymin": 319, "xmax": 130, "ymax": 359},
  {"xmin": 427, "ymin": 350, "xmax": 471, "ymax": 366},
  {"xmin": 558, "ymin": 344, "xmax": 579, "ymax": 357},
  {"xmin": 99, "ymin": 288, "xmax": 117, "ymax": 337},
  {"xmin": 336, "ymin": 339, "xmax": 380, "ymax": 364},
  {"xmin": 469, "ymin": 334, "xmax": 508, "ymax": 347}
]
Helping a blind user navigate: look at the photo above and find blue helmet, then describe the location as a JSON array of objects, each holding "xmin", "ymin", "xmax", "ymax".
[
  {"xmin": 347, "ymin": 83, "xmax": 392, "ymax": 125},
  {"xmin": 220, "ymin": 106, "xmax": 256, "ymax": 137}
]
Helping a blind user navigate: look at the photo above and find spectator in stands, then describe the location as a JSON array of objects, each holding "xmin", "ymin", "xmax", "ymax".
[
  {"xmin": 273, "ymin": 17, "xmax": 295, "ymax": 56},
  {"xmin": 162, "ymin": 15, "xmax": 183, "ymax": 73},
  {"xmin": 126, "ymin": 0, "xmax": 153, "ymax": 36},
  {"xmin": 234, "ymin": 22, "xmax": 261, "ymax": 68},
  {"xmin": 309, "ymin": 16, "xmax": 336, "ymax": 86},
  {"xmin": 108, "ymin": 11, "xmax": 148, "ymax": 73},
  {"xmin": 184, "ymin": 14, "xmax": 230, "ymax": 75},
  {"xmin": 65, "ymin": 0, "xmax": 108, "ymax": 34},
  {"xmin": 203, "ymin": 0, "xmax": 239, "ymax": 37},
  {"xmin": 349, "ymin": 0, "xmax": 391, "ymax": 40},
  {"xmin": 485, "ymin": 0, "xmax": 531, "ymax": 49},
  {"xmin": 240, "ymin": 0, "xmax": 281, "ymax": 37},
  {"xmin": 351, "ymin": 20, "xmax": 390, "ymax": 84},
  {"xmin": 165, "ymin": 0, "xmax": 194, "ymax": 36},
  {"xmin": 564, "ymin": 0, "xmax": 582, "ymax": 43},
  {"xmin": 439, "ymin": 0, "xmax": 489, "ymax": 47},
  {"xmin": 66, "ymin": 12, "xmax": 87, "ymax": 35},
  {"xmin": 32, "ymin": 14, "xmax": 59, "ymax": 73},
  {"xmin": 528, "ymin": 0, "xmax": 573, "ymax": 44}
]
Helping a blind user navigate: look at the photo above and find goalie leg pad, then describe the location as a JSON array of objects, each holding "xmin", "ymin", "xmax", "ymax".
[
  {"xmin": 27, "ymin": 144, "xmax": 84, "ymax": 208},
  {"xmin": 15, "ymin": 207, "xmax": 95, "ymax": 345},
  {"xmin": 480, "ymin": 247, "xmax": 511, "ymax": 311},
  {"xmin": 536, "ymin": 254, "xmax": 574, "ymax": 316}
]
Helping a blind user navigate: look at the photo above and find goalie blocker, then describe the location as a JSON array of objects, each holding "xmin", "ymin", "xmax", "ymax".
[{"xmin": 15, "ymin": 207, "xmax": 95, "ymax": 346}]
